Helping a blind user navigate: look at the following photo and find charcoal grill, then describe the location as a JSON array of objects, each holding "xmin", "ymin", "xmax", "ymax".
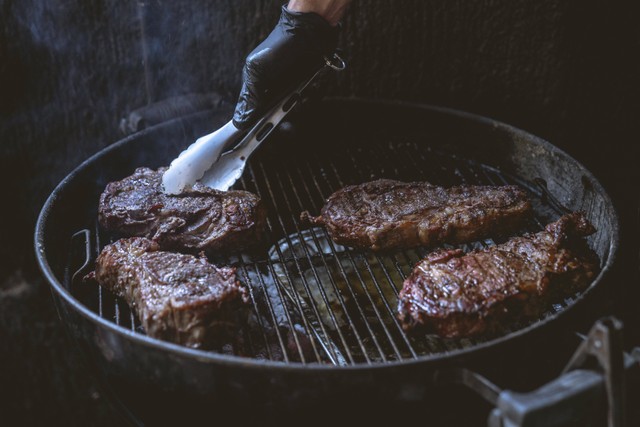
[{"xmin": 36, "ymin": 98, "xmax": 636, "ymax": 424}]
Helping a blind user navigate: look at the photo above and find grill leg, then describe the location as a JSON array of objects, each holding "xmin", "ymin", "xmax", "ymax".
[{"xmin": 438, "ymin": 317, "xmax": 639, "ymax": 427}]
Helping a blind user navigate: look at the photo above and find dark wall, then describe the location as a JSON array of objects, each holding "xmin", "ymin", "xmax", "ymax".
[{"xmin": 1, "ymin": 0, "xmax": 638, "ymax": 424}]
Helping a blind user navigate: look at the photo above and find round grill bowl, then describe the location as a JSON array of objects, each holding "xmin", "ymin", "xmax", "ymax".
[{"xmin": 35, "ymin": 98, "xmax": 618, "ymax": 418}]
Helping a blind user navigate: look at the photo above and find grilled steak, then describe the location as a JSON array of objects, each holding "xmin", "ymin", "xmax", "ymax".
[
  {"xmin": 99, "ymin": 167, "xmax": 266, "ymax": 253},
  {"xmin": 301, "ymin": 179, "xmax": 532, "ymax": 251},
  {"xmin": 397, "ymin": 212, "xmax": 600, "ymax": 338},
  {"xmin": 91, "ymin": 237, "xmax": 249, "ymax": 348}
]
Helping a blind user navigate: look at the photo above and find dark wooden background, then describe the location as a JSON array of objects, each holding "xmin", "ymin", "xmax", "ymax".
[{"xmin": 1, "ymin": 0, "xmax": 638, "ymax": 425}]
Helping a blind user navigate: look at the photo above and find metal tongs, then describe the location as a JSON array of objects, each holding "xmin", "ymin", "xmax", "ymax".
[{"xmin": 162, "ymin": 53, "xmax": 346, "ymax": 194}]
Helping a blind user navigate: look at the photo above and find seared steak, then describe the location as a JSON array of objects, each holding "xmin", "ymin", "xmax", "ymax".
[
  {"xmin": 301, "ymin": 179, "xmax": 531, "ymax": 251},
  {"xmin": 91, "ymin": 237, "xmax": 249, "ymax": 348},
  {"xmin": 99, "ymin": 167, "xmax": 266, "ymax": 253},
  {"xmin": 397, "ymin": 212, "xmax": 600, "ymax": 338}
]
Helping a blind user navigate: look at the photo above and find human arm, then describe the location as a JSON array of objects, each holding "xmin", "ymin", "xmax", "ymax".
[{"xmin": 287, "ymin": 0, "xmax": 351, "ymax": 26}]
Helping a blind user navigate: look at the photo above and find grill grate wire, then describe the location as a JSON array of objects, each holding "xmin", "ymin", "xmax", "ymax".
[{"xmin": 65, "ymin": 140, "xmax": 573, "ymax": 365}]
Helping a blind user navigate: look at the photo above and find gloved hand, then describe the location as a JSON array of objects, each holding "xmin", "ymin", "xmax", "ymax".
[{"xmin": 232, "ymin": 5, "xmax": 340, "ymax": 130}]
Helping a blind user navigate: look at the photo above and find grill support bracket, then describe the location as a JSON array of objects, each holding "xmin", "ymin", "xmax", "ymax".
[{"xmin": 445, "ymin": 317, "xmax": 640, "ymax": 427}]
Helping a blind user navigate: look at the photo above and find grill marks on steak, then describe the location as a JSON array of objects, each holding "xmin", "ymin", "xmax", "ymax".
[
  {"xmin": 397, "ymin": 212, "xmax": 600, "ymax": 338},
  {"xmin": 302, "ymin": 179, "xmax": 532, "ymax": 251},
  {"xmin": 98, "ymin": 167, "xmax": 266, "ymax": 253},
  {"xmin": 92, "ymin": 237, "xmax": 249, "ymax": 348}
]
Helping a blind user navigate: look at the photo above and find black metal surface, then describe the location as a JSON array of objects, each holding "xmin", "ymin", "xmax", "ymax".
[{"xmin": 35, "ymin": 98, "xmax": 620, "ymax": 409}]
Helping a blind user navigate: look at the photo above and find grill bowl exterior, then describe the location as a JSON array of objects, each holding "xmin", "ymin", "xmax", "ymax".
[{"xmin": 35, "ymin": 99, "xmax": 619, "ymax": 416}]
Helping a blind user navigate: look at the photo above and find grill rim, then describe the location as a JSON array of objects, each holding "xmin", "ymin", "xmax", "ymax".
[{"xmin": 35, "ymin": 97, "xmax": 620, "ymax": 371}]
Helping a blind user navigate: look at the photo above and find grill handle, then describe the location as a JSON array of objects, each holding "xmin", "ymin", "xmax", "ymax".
[
  {"xmin": 119, "ymin": 93, "xmax": 229, "ymax": 135},
  {"xmin": 437, "ymin": 317, "xmax": 640, "ymax": 427}
]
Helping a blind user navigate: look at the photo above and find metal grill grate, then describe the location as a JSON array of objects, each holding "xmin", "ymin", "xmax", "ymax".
[{"xmin": 65, "ymin": 139, "xmax": 573, "ymax": 366}]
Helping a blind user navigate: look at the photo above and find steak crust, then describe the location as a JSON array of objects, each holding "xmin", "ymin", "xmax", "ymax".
[
  {"xmin": 98, "ymin": 167, "xmax": 266, "ymax": 253},
  {"xmin": 397, "ymin": 212, "xmax": 600, "ymax": 338},
  {"xmin": 92, "ymin": 237, "xmax": 249, "ymax": 348},
  {"xmin": 302, "ymin": 179, "xmax": 532, "ymax": 251}
]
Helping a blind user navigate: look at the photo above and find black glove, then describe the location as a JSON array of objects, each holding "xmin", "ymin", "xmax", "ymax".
[{"xmin": 232, "ymin": 5, "xmax": 340, "ymax": 130}]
